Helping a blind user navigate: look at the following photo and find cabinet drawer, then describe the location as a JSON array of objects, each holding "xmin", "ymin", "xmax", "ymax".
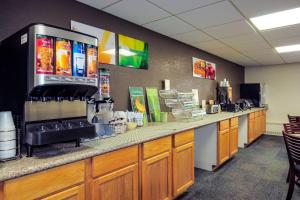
[
  {"xmin": 143, "ymin": 136, "xmax": 171, "ymax": 159},
  {"xmin": 41, "ymin": 184, "xmax": 85, "ymax": 200},
  {"xmin": 249, "ymin": 113, "xmax": 255, "ymax": 119},
  {"xmin": 230, "ymin": 117, "xmax": 238, "ymax": 127},
  {"xmin": 174, "ymin": 129, "xmax": 194, "ymax": 147},
  {"xmin": 4, "ymin": 161, "xmax": 85, "ymax": 200},
  {"xmin": 92, "ymin": 145, "xmax": 138, "ymax": 178},
  {"xmin": 254, "ymin": 111, "xmax": 259, "ymax": 117},
  {"xmin": 219, "ymin": 120, "xmax": 229, "ymax": 131}
]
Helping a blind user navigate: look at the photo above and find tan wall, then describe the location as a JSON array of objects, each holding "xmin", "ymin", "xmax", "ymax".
[{"xmin": 245, "ymin": 63, "xmax": 300, "ymax": 133}]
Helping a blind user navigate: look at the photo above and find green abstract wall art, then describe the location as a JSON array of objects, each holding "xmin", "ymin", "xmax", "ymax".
[{"xmin": 118, "ymin": 35, "xmax": 148, "ymax": 69}]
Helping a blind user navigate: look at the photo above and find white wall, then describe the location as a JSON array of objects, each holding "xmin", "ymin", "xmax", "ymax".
[{"xmin": 245, "ymin": 63, "xmax": 300, "ymax": 133}]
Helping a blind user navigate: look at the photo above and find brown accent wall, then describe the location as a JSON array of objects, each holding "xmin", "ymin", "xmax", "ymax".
[{"xmin": 0, "ymin": 0, "xmax": 244, "ymax": 110}]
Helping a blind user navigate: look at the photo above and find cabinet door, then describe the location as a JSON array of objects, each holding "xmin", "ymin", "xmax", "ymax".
[
  {"xmin": 229, "ymin": 126, "xmax": 238, "ymax": 156},
  {"xmin": 218, "ymin": 129, "xmax": 230, "ymax": 165},
  {"xmin": 142, "ymin": 151, "xmax": 172, "ymax": 200},
  {"xmin": 92, "ymin": 164, "xmax": 138, "ymax": 200},
  {"xmin": 262, "ymin": 111, "xmax": 266, "ymax": 133},
  {"xmin": 248, "ymin": 118, "xmax": 255, "ymax": 143},
  {"xmin": 254, "ymin": 116, "xmax": 259, "ymax": 139},
  {"xmin": 173, "ymin": 142, "xmax": 194, "ymax": 198},
  {"xmin": 42, "ymin": 184, "xmax": 85, "ymax": 200}
]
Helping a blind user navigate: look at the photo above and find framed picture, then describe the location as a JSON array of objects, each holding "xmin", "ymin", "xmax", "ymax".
[
  {"xmin": 192, "ymin": 57, "xmax": 206, "ymax": 78},
  {"xmin": 205, "ymin": 61, "xmax": 216, "ymax": 80},
  {"xmin": 118, "ymin": 35, "xmax": 148, "ymax": 69},
  {"xmin": 71, "ymin": 20, "xmax": 116, "ymax": 65}
]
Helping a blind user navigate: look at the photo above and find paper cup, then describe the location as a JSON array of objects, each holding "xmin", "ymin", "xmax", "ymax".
[{"xmin": 0, "ymin": 111, "xmax": 15, "ymax": 131}]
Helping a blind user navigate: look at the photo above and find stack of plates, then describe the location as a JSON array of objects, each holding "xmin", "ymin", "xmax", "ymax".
[{"xmin": 0, "ymin": 111, "xmax": 16, "ymax": 160}]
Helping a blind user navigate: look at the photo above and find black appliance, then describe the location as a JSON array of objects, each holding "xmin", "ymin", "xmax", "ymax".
[
  {"xmin": 0, "ymin": 24, "xmax": 98, "ymax": 156},
  {"xmin": 240, "ymin": 83, "xmax": 262, "ymax": 107},
  {"xmin": 217, "ymin": 86, "xmax": 231, "ymax": 111},
  {"xmin": 226, "ymin": 103, "xmax": 240, "ymax": 112},
  {"xmin": 236, "ymin": 99, "xmax": 255, "ymax": 110}
]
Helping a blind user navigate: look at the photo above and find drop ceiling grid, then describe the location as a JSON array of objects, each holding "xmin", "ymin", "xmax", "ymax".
[
  {"xmin": 77, "ymin": 0, "xmax": 300, "ymax": 66},
  {"xmin": 228, "ymin": 0, "xmax": 287, "ymax": 65},
  {"xmin": 143, "ymin": 0, "xmax": 260, "ymax": 66}
]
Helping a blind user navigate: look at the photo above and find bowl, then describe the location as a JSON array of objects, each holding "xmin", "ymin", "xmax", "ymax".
[{"xmin": 0, "ymin": 111, "xmax": 15, "ymax": 131}]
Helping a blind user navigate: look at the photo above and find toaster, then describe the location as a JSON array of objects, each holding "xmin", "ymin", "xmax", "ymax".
[{"xmin": 206, "ymin": 104, "xmax": 219, "ymax": 114}]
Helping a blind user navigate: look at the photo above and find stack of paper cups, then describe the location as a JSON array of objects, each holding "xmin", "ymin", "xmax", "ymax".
[{"xmin": 0, "ymin": 111, "xmax": 16, "ymax": 160}]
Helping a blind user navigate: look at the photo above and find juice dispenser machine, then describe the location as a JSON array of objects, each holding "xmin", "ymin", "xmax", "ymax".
[{"xmin": 0, "ymin": 24, "xmax": 99, "ymax": 156}]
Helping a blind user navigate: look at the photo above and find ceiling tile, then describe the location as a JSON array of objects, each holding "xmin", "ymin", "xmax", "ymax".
[
  {"xmin": 261, "ymin": 24, "xmax": 300, "ymax": 40},
  {"xmin": 251, "ymin": 52, "xmax": 284, "ymax": 65},
  {"xmin": 231, "ymin": 41, "xmax": 272, "ymax": 51},
  {"xmin": 280, "ymin": 52, "xmax": 300, "ymax": 63},
  {"xmin": 268, "ymin": 35, "xmax": 300, "ymax": 47},
  {"xmin": 238, "ymin": 48, "xmax": 277, "ymax": 57},
  {"xmin": 207, "ymin": 47, "xmax": 259, "ymax": 66},
  {"xmin": 143, "ymin": 16, "xmax": 195, "ymax": 36},
  {"xmin": 194, "ymin": 40, "xmax": 227, "ymax": 51},
  {"xmin": 220, "ymin": 33, "xmax": 265, "ymax": 46},
  {"xmin": 103, "ymin": 0, "xmax": 170, "ymax": 25},
  {"xmin": 177, "ymin": 1, "xmax": 243, "ymax": 29},
  {"xmin": 203, "ymin": 20, "xmax": 255, "ymax": 39},
  {"xmin": 231, "ymin": 0, "xmax": 300, "ymax": 18},
  {"xmin": 171, "ymin": 30, "xmax": 213, "ymax": 44},
  {"xmin": 76, "ymin": 0, "xmax": 121, "ymax": 9},
  {"xmin": 147, "ymin": 0, "xmax": 221, "ymax": 14}
]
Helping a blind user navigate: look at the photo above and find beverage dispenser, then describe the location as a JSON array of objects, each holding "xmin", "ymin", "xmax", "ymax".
[{"xmin": 0, "ymin": 24, "xmax": 99, "ymax": 156}]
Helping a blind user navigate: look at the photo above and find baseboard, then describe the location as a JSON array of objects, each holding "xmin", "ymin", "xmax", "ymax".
[{"xmin": 265, "ymin": 131, "xmax": 282, "ymax": 136}]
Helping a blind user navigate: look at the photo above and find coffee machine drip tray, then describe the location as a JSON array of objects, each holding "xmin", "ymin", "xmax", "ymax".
[{"xmin": 25, "ymin": 118, "xmax": 95, "ymax": 157}]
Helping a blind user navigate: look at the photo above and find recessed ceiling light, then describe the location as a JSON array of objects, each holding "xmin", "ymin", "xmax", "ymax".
[
  {"xmin": 275, "ymin": 44, "xmax": 300, "ymax": 53},
  {"xmin": 250, "ymin": 7, "xmax": 300, "ymax": 30}
]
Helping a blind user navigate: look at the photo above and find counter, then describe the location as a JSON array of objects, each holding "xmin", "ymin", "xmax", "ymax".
[{"xmin": 0, "ymin": 107, "xmax": 266, "ymax": 182}]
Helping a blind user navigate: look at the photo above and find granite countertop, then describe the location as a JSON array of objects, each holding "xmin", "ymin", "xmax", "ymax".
[{"xmin": 0, "ymin": 107, "xmax": 266, "ymax": 182}]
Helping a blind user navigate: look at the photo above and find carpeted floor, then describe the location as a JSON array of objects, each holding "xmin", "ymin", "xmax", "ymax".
[{"xmin": 177, "ymin": 135, "xmax": 300, "ymax": 200}]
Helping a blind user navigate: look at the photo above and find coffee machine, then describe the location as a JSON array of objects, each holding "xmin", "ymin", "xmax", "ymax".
[{"xmin": 0, "ymin": 24, "xmax": 98, "ymax": 156}]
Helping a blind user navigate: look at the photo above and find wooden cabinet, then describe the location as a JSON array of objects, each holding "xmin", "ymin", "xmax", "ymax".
[
  {"xmin": 3, "ymin": 161, "xmax": 85, "ymax": 200},
  {"xmin": 229, "ymin": 118, "xmax": 238, "ymax": 157},
  {"xmin": 142, "ymin": 136, "xmax": 172, "ymax": 200},
  {"xmin": 92, "ymin": 164, "xmax": 138, "ymax": 200},
  {"xmin": 218, "ymin": 128, "xmax": 230, "ymax": 165},
  {"xmin": 254, "ymin": 113, "xmax": 260, "ymax": 138},
  {"xmin": 262, "ymin": 110, "xmax": 266, "ymax": 133},
  {"xmin": 218, "ymin": 118, "xmax": 239, "ymax": 166},
  {"xmin": 91, "ymin": 146, "xmax": 138, "ymax": 200},
  {"xmin": 41, "ymin": 184, "xmax": 85, "ymax": 200},
  {"xmin": 0, "ymin": 132, "xmax": 196, "ymax": 200},
  {"xmin": 172, "ymin": 130, "xmax": 194, "ymax": 198},
  {"xmin": 248, "ymin": 110, "xmax": 267, "ymax": 145},
  {"xmin": 248, "ymin": 118, "xmax": 255, "ymax": 143}
]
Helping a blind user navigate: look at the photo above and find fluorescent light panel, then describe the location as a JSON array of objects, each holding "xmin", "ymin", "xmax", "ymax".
[
  {"xmin": 250, "ymin": 7, "xmax": 300, "ymax": 30},
  {"xmin": 276, "ymin": 44, "xmax": 300, "ymax": 53}
]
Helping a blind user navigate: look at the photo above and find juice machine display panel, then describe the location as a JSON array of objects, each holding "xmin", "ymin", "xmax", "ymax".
[
  {"xmin": 55, "ymin": 38, "xmax": 72, "ymax": 76},
  {"xmin": 36, "ymin": 35, "xmax": 54, "ymax": 74},
  {"xmin": 72, "ymin": 41, "xmax": 86, "ymax": 77},
  {"xmin": 87, "ymin": 44, "xmax": 97, "ymax": 78}
]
